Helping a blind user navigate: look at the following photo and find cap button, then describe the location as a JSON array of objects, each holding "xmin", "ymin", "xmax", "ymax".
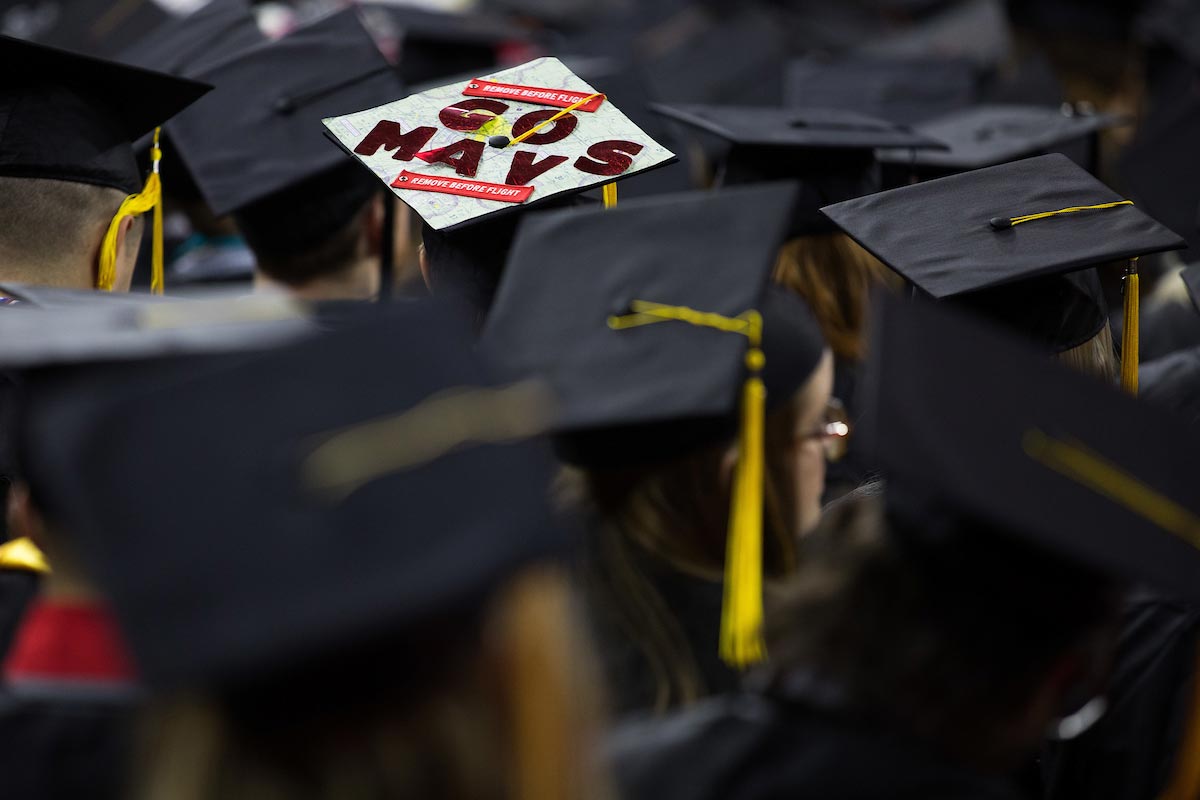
[
  {"xmin": 989, "ymin": 217, "xmax": 1013, "ymax": 230},
  {"xmin": 274, "ymin": 96, "xmax": 296, "ymax": 115},
  {"xmin": 488, "ymin": 135, "xmax": 511, "ymax": 149}
]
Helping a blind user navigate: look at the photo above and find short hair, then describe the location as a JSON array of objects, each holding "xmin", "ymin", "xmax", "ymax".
[
  {"xmin": 0, "ymin": 176, "xmax": 126, "ymax": 277},
  {"xmin": 234, "ymin": 163, "xmax": 379, "ymax": 287}
]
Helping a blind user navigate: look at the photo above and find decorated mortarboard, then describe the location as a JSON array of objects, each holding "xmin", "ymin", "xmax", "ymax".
[
  {"xmin": 0, "ymin": 34, "xmax": 211, "ymax": 293},
  {"xmin": 117, "ymin": 0, "xmax": 265, "ymax": 77},
  {"xmin": 648, "ymin": 103, "xmax": 946, "ymax": 235},
  {"xmin": 861, "ymin": 290, "xmax": 1200, "ymax": 605},
  {"xmin": 482, "ymin": 185, "xmax": 828, "ymax": 669},
  {"xmin": 164, "ymin": 9, "xmax": 403, "ymax": 261},
  {"xmin": 822, "ymin": 154, "xmax": 1187, "ymax": 389},
  {"xmin": 784, "ymin": 56, "xmax": 978, "ymax": 126},
  {"xmin": 878, "ymin": 104, "xmax": 1125, "ymax": 175},
  {"xmin": 30, "ymin": 301, "xmax": 564, "ymax": 691},
  {"xmin": 323, "ymin": 57, "xmax": 676, "ymax": 231}
]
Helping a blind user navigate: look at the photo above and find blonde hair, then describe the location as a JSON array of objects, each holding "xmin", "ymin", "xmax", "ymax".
[
  {"xmin": 772, "ymin": 232, "xmax": 899, "ymax": 362},
  {"xmin": 1057, "ymin": 324, "xmax": 1119, "ymax": 384},
  {"xmin": 132, "ymin": 568, "xmax": 613, "ymax": 800}
]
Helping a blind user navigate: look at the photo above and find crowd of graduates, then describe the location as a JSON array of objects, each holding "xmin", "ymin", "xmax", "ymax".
[{"xmin": 0, "ymin": 1, "xmax": 1199, "ymax": 798}]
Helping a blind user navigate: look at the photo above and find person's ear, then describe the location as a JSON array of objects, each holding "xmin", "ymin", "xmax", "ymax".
[
  {"xmin": 111, "ymin": 214, "xmax": 144, "ymax": 292},
  {"xmin": 6, "ymin": 481, "xmax": 47, "ymax": 551}
]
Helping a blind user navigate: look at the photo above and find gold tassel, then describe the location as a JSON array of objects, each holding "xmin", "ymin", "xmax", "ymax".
[
  {"xmin": 97, "ymin": 127, "xmax": 164, "ymax": 294},
  {"xmin": 1122, "ymin": 258, "xmax": 1139, "ymax": 395},
  {"xmin": 1158, "ymin": 644, "xmax": 1200, "ymax": 800},
  {"xmin": 0, "ymin": 536, "xmax": 50, "ymax": 574},
  {"xmin": 602, "ymin": 183, "xmax": 618, "ymax": 209}
]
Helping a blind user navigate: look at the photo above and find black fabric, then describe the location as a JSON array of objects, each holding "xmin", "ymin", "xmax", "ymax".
[
  {"xmin": 169, "ymin": 8, "xmax": 403, "ymax": 216},
  {"xmin": 0, "ymin": 569, "xmax": 38, "ymax": 660},
  {"xmin": 0, "ymin": 35, "xmax": 210, "ymax": 194},
  {"xmin": 784, "ymin": 56, "xmax": 978, "ymax": 126},
  {"xmin": 116, "ymin": 0, "xmax": 264, "ymax": 78},
  {"xmin": 609, "ymin": 693, "xmax": 1025, "ymax": 800},
  {"xmin": 823, "ymin": 153, "xmax": 1183, "ymax": 298},
  {"xmin": 481, "ymin": 185, "xmax": 825, "ymax": 441},
  {"xmin": 0, "ymin": 686, "xmax": 139, "ymax": 800},
  {"xmin": 1042, "ymin": 588, "xmax": 1200, "ymax": 800},
  {"xmin": 31, "ymin": 302, "xmax": 565, "ymax": 691},
  {"xmin": 859, "ymin": 292, "xmax": 1200, "ymax": 604},
  {"xmin": 1141, "ymin": 346, "xmax": 1200, "ymax": 429},
  {"xmin": 1139, "ymin": 293, "xmax": 1200, "ymax": 364},
  {"xmin": 877, "ymin": 105, "xmax": 1122, "ymax": 173}
]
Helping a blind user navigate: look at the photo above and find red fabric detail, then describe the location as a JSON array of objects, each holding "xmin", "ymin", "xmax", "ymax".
[{"xmin": 3, "ymin": 600, "xmax": 136, "ymax": 684}]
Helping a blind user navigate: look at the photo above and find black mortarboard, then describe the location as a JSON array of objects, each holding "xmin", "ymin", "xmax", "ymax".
[
  {"xmin": 358, "ymin": 3, "xmax": 535, "ymax": 87},
  {"xmin": 861, "ymin": 291, "xmax": 1200, "ymax": 605},
  {"xmin": 855, "ymin": 0, "xmax": 1013, "ymax": 68},
  {"xmin": 877, "ymin": 104, "xmax": 1124, "ymax": 177},
  {"xmin": 0, "ymin": 34, "xmax": 210, "ymax": 194},
  {"xmin": 32, "ymin": 302, "xmax": 564, "ymax": 692},
  {"xmin": 117, "ymin": 0, "xmax": 264, "ymax": 78},
  {"xmin": 482, "ymin": 185, "xmax": 827, "ymax": 668},
  {"xmin": 784, "ymin": 56, "xmax": 978, "ymax": 126},
  {"xmin": 649, "ymin": 103, "xmax": 946, "ymax": 235},
  {"xmin": 822, "ymin": 154, "xmax": 1186, "ymax": 368},
  {"xmin": 5, "ymin": 0, "xmax": 172, "ymax": 58},
  {"xmin": 168, "ymin": 8, "xmax": 402, "ymax": 258}
]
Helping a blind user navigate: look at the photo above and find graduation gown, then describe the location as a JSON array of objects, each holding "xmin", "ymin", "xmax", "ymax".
[
  {"xmin": 1140, "ymin": 345, "xmax": 1200, "ymax": 428},
  {"xmin": 610, "ymin": 691, "xmax": 1026, "ymax": 800},
  {"xmin": 1040, "ymin": 588, "xmax": 1200, "ymax": 800},
  {"xmin": 0, "ymin": 600, "xmax": 141, "ymax": 800}
]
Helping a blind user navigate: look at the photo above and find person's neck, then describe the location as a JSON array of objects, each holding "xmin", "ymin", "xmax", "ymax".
[
  {"xmin": 0, "ymin": 260, "xmax": 94, "ymax": 290},
  {"xmin": 255, "ymin": 257, "xmax": 379, "ymax": 301}
]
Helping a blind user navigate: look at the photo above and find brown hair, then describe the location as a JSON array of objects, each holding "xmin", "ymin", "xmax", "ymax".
[
  {"xmin": 772, "ymin": 232, "xmax": 899, "ymax": 361},
  {"xmin": 765, "ymin": 492, "xmax": 1118, "ymax": 768},
  {"xmin": 561, "ymin": 397, "xmax": 803, "ymax": 713},
  {"xmin": 132, "ymin": 568, "xmax": 613, "ymax": 800}
]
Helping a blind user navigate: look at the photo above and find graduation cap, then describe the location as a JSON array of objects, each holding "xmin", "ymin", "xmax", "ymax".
[
  {"xmin": 165, "ymin": 8, "xmax": 403, "ymax": 261},
  {"xmin": 0, "ymin": 34, "xmax": 211, "ymax": 293},
  {"xmin": 877, "ymin": 104, "xmax": 1126, "ymax": 177},
  {"xmin": 821, "ymin": 154, "xmax": 1187, "ymax": 391},
  {"xmin": 855, "ymin": 0, "xmax": 1013, "ymax": 68},
  {"xmin": 648, "ymin": 103, "xmax": 946, "ymax": 235},
  {"xmin": 323, "ymin": 56, "xmax": 676, "ymax": 231},
  {"xmin": 26, "ymin": 301, "xmax": 564, "ymax": 692},
  {"xmin": 116, "ymin": 0, "xmax": 264, "ymax": 77},
  {"xmin": 482, "ymin": 185, "xmax": 828, "ymax": 668},
  {"xmin": 784, "ymin": 56, "xmax": 979, "ymax": 126},
  {"xmin": 357, "ymin": 3, "xmax": 536, "ymax": 87},
  {"xmin": 861, "ymin": 290, "xmax": 1200, "ymax": 605},
  {"xmin": 3, "ymin": 0, "xmax": 173, "ymax": 58}
]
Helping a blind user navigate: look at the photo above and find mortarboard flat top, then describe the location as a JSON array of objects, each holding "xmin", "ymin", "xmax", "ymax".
[
  {"xmin": 0, "ymin": 34, "xmax": 211, "ymax": 193},
  {"xmin": 649, "ymin": 103, "xmax": 947, "ymax": 153},
  {"xmin": 323, "ymin": 57, "xmax": 676, "ymax": 231},
  {"xmin": 481, "ymin": 185, "xmax": 825, "ymax": 440},
  {"xmin": 862, "ymin": 291, "xmax": 1200, "ymax": 604},
  {"xmin": 169, "ymin": 8, "xmax": 402, "ymax": 217},
  {"xmin": 37, "ymin": 303, "xmax": 564, "ymax": 689},
  {"xmin": 117, "ymin": 0, "xmax": 265, "ymax": 78},
  {"xmin": 821, "ymin": 154, "xmax": 1186, "ymax": 301},
  {"xmin": 784, "ymin": 56, "xmax": 979, "ymax": 126},
  {"xmin": 877, "ymin": 104, "xmax": 1124, "ymax": 171}
]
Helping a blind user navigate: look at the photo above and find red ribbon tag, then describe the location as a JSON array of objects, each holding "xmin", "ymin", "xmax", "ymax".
[
  {"xmin": 392, "ymin": 171, "xmax": 535, "ymax": 204},
  {"xmin": 462, "ymin": 79, "xmax": 606, "ymax": 113}
]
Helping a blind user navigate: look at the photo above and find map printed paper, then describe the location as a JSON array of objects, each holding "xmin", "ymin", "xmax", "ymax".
[{"xmin": 323, "ymin": 57, "xmax": 676, "ymax": 230}]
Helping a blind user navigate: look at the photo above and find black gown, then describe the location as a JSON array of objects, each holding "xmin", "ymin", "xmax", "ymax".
[
  {"xmin": 1041, "ymin": 588, "xmax": 1200, "ymax": 800},
  {"xmin": 610, "ymin": 691, "xmax": 1027, "ymax": 800},
  {"xmin": 1140, "ymin": 345, "xmax": 1200, "ymax": 428}
]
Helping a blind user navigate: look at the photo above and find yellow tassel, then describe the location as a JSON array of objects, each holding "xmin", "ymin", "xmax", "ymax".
[
  {"xmin": 97, "ymin": 127, "xmax": 165, "ymax": 294},
  {"xmin": 603, "ymin": 183, "xmax": 618, "ymax": 209},
  {"xmin": 0, "ymin": 537, "xmax": 50, "ymax": 574},
  {"xmin": 719, "ymin": 344, "xmax": 768, "ymax": 669},
  {"xmin": 1122, "ymin": 259, "xmax": 1139, "ymax": 395},
  {"xmin": 1158, "ymin": 645, "xmax": 1200, "ymax": 800}
]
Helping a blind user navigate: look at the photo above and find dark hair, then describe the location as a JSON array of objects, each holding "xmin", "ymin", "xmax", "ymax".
[
  {"xmin": 420, "ymin": 214, "xmax": 522, "ymax": 318},
  {"xmin": 234, "ymin": 163, "xmax": 379, "ymax": 286},
  {"xmin": 0, "ymin": 176, "xmax": 125, "ymax": 274},
  {"xmin": 765, "ymin": 490, "xmax": 1119, "ymax": 765}
]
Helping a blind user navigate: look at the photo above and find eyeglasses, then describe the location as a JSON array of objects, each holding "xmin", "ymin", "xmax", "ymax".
[{"xmin": 801, "ymin": 398, "xmax": 852, "ymax": 463}]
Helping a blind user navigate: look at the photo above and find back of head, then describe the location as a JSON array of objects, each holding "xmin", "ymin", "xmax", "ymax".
[
  {"xmin": 233, "ymin": 163, "xmax": 379, "ymax": 287},
  {"xmin": 766, "ymin": 490, "xmax": 1118, "ymax": 766}
]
